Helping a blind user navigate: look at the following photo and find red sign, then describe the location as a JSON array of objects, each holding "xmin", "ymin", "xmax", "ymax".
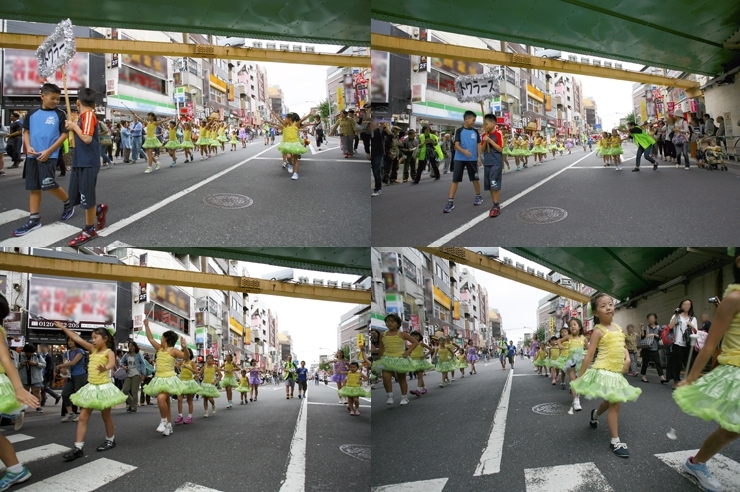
[
  {"xmin": 503, "ymin": 112, "xmax": 510, "ymax": 126},
  {"xmin": 3, "ymin": 49, "xmax": 89, "ymax": 96},
  {"xmin": 186, "ymin": 102, "xmax": 194, "ymax": 118},
  {"xmin": 652, "ymin": 89, "xmax": 663, "ymax": 100},
  {"xmin": 496, "ymin": 117, "xmax": 505, "ymax": 125},
  {"xmin": 410, "ymin": 315, "xmax": 420, "ymax": 332},
  {"xmin": 667, "ymin": 101, "xmax": 675, "ymax": 115}
]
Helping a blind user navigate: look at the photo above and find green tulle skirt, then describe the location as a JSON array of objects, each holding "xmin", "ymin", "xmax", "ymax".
[
  {"xmin": 570, "ymin": 368, "xmax": 642, "ymax": 403},
  {"xmin": 217, "ymin": 136, "xmax": 229, "ymax": 142},
  {"xmin": 178, "ymin": 379, "xmax": 201, "ymax": 395},
  {"xmin": 278, "ymin": 140, "xmax": 308, "ymax": 155},
  {"xmin": 435, "ymin": 359, "xmax": 458, "ymax": 373},
  {"xmin": 164, "ymin": 140, "xmax": 180, "ymax": 149},
  {"xmin": 70, "ymin": 382, "xmax": 127, "ymax": 410},
  {"xmin": 338, "ymin": 385, "xmax": 371, "ymax": 398},
  {"xmin": 533, "ymin": 358, "xmax": 548, "ymax": 367},
  {"xmin": 143, "ymin": 375, "xmax": 185, "ymax": 396},
  {"xmin": 551, "ymin": 355, "xmax": 570, "ymax": 370},
  {"xmin": 410, "ymin": 358, "xmax": 435, "ymax": 372},
  {"xmin": 180, "ymin": 141, "xmax": 194, "ymax": 149},
  {"xmin": 673, "ymin": 364, "xmax": 740, "ymax": 433},
  {"xmin": 457, "ymin": 359, "xmax": 469, "ymax": 369},
  {"xmin": 0, "ymin": 374, "xmax": 23, "ymax": 414},
  {"xmin": 372, "ymin": 356, "xmax": 416, "ymax": 374},
  {"xmin": 199, "ymin": 383, "xmax": 220, "ymax": 398},
  {"xmin": 142, "ymin": 137, "xmax": 162, "ymax": 149},
  {"xmin": 236, "ymin": 386, "xmax": 249, "ymax": 393},
  {"xmin": 196, "ymin": 137, "xmax": 209, "ymax": 146},
  {"xmin": 220, "ymin": 375, "xmax": 239, "ymax": 388}
]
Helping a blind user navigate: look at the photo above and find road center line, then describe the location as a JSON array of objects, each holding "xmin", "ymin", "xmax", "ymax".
[
  {"xmin": 279, "ymin": 392, "xmax": 308, "ymax": 492},
  {"xmin": 98, "ymin": 145, "xmax": 278, "ymax": 237},
  {"xmin": 473, "ymin": 368, "xmax": 513, "ymax": 476},
  {"xmin": 430, "ymin": 152, "xmax": 595, "ymax": 246}
]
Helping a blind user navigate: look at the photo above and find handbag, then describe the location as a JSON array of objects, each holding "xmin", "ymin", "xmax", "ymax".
[
  {"xmin": 672, "ymin": 132, "xmax": 686, "ymax": 146},
  {"xmin": 637, "ymin": 329, "xmax": 653, "ymax": 350},
  {"xmin": 661, "ymin": 325, "xmax": 674, "ymax": 347},
  {"xmin": 113, "ymin": 367, "xmax": 127, "ymax": 380},
  {"xmin": 98, "ymin": 123, "xmax": 113, "ymax": 146}
]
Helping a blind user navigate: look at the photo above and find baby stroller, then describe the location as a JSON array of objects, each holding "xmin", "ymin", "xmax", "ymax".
[{"xmin": 697, "ymin": 136, "xmax": 728, "ymax": 171}]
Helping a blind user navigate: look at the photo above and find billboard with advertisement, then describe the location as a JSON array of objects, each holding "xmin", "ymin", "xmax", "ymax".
[
  {"xmin": 121, "ymin": 53, "xmax": 168, "ymax": 80},
  {"xmin": 119, "ymin": 65, "xmax": 166, "ymax": 95},
  {"xmin": 28, "ymin": 275, "xmax": 117, "ymax": 325},
  {"xmin": 370, "ymin": 50, "xmax": 390, "ymax": 104},
  {"xmin": 3, "ymin": 49, "xmax": 89, "ymax": 96},
  {"xmin": 148, "ymin": 284, "xmax": 191, "ymax": 320}
]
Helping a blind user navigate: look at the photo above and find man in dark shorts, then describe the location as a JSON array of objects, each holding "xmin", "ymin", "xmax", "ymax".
[
  {"xmin": 296, "ymin": 361, "xmax": 309, "ymax": 399},
  {"xmin": 444, "ymin": 110, "xmax": 482, "ymax": 213},
  {"xmin": 64, "ymin": 87, "xmax": 108, "ymax": 246},
  {"xmin": 12, "ymin": 84, "xmax": 74, "ymax": 237},
  {"xmin": 283, "ymin": 356, "xmax": 297, "ymax": 399},
  {"xmin": 508, "ymin": 341, "xmax": 516, "ymax": 369},
  {"xmin": 480, "ymin": 114, "xmax": 504, "ymax": 217}
]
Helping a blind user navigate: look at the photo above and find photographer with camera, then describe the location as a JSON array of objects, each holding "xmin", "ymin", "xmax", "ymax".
[{"xmin": 666, "ymin": 299, "xmax": 698, "ymax": 389}]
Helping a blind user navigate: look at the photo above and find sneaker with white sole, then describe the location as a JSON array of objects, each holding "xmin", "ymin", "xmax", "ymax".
[
  {"xmin": 287, "ymin": 164, "xmax": 294, "ymax": 173},
  {"xmin": 572, "ymin": 398, "xmax": 582, "ymax": 411},
  {"xmin": 0, "ymin": 465, "xmax": 31, "ymax": 490},
  {"xmin": 684, "ymin": 456, "xmax": 724, "ymax": 492},
  {"xmin": 60, "ymin": 413, "xmax": 73, "ymax": 423},
  {"xmin": 163, "ymin": 423, "xmax": 172, "ymax": 436},
  {"xmin": 610, "ymin": 441, "xmax": 630, "ymax": 458},
  {"xmin": 371, "ymin": 190, "xmax": 381, "ymax": 197},
  {"xmin": 385, "ymin": 396, "xmax": 394, "ymax": 405},
  {"xmin": 399, "ymin": 397, "xmax": 409, "ymax": 405},
  {"xmin": 156, "ymin": 421, "xmax": 167, "ymax": 433},
  {"xmin": 291, "ymin": 173, "xmax": 299, "ymax": 180},
  {"xmin": 145, "ymin": 167, "xmax": 152, "ymax": 173},
  {"xmin": 13, "ymin": 411, "xmax": 24, "ymax": 431},
  {"xmin": 204, "ymin": 410, "xmax": 209, "ymax": 418}
]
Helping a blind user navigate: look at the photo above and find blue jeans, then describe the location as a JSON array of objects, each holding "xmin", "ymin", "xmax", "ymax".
[
  {"xmin": 131, "ymin": 137, "xmax": 146, "ymax": 163},
  {"xmin": 675, "ymin": 143, "xmax": 690, "ymax": 167},
  {"xmin": 635, "ymin": 144, "xmax": 656, "ymax": 168},
  {"xmin": 371, "ymin": 155, "xmax": 383, "ymax": 192},
  {"xmin": 100, "ymin": 144, "xmax": 112, "ymax": 165}
]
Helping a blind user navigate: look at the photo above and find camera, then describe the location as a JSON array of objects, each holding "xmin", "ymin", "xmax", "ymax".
[{"xmin": 708, "ymin": 297, "xmax": 720, "ymax": 305}]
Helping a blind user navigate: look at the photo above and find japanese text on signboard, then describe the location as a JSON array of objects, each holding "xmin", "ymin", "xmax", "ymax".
[{"xmin": 455, "ymin": 74, "xmax": 501, "ymax": 103}]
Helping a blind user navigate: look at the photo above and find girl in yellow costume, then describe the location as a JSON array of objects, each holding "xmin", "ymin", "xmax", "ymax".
[
  {"xmin": 175, "ymin": 349, "xmax": 200, "ymax": 425},
  {"xmin": 571, "ymin": 293, "xmax": 641, "ymax": 458},
  {"xmin": 609, "ymin": 129, "xmax": 624, "ymax": 169},
  {"xmin": 560, "ymin": 319, "xmax": 589, "ymax": 412},
  {"xmin": 552, "ymin": 327, "xmax": 572, "ymax": 388},
  {"xmin": 141, "ymin": 113, "xmax": 174, "ymax": 174},
  {"xmin": 371, "ymin": 314, "xmax": 418, "ymax": 406},
  {"xmin": 229, "ymin": 130, "xmax": 238, "ymax": 151},
  {"xmin": 408, "ymin": 331, "xmax": 434, "ymax": 397},
  {"xmin": 532, "ymin": 133, "xmax": 547, "ymax": 165},
  {"xmin": 597, "ymin": 132, "xmax": 610, "ymax": 166},
  {"xmin": 164, "ymin": 120, "xmax": 181, "ymax": 167},
  {"xmin": 271, "ymin": 110, "xmax": 312, "ymax": 180},
  {"xmin": 0, "ymin": 294, "xmax": 39, "ymax": 487},
  {"xmin": 533, "ymin": 342, "xmax": 548, "ymax": 375},
  {"xmin": 434, "ymin": 338, "xmax": 457, "ymax": 387},
  {"xmin": 142, "ymin": 318, "xmax": 189, "ymax": 436},
  {"xmin": 216, "ymin": 122, "xmax": 229, "ymax": 152},
  {"xmin": 338, "ymin": 362, "xmax": 370, "ymax": 416},
  {"xmin": 180, "ymin": 121, "xmax": 194, "ymax": 163},
  {"xmin": 673, "ymin": 249, "xmax": 740, "ymax": 491},
  {"xmin": 208, "ymin": 119, "xmax": 220, "ymax": 155},
  {"xmin": 236, "ymin": 369, "xmax": 249, "ymax": 405},
  {"xmin": 548, "ymin": 336, "xmax": 561, "ymax": 384},
  {"xmin": 218, "ymin": 354, "xmax": 239, "ymax": 409},
  {"xmin": 197, "ymin": 354, "xmax": 221, "ymax": 417},
  {"xmin": 196, "ymin": 121, "xmax": 210, "ymax": 160},
  {"xmin": 54, "ymin": 322, "xmax": 127, "ymax": 460}
]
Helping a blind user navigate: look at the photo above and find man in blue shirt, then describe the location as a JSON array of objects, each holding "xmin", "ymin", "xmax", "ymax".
[
  {"xmin": 296, "ymin": 361, "xmax": 309, "ymax": 399},
  {"xmin": 129, "ymin": 118, "xmax": 146, "ymax": 164},
  {"xmin": 12, "ymin": 84, "xmax": 74, "ymax": 237},
  {"xmin": 444, "ymin": 110, "xmax": 482, "ymax": 213}
]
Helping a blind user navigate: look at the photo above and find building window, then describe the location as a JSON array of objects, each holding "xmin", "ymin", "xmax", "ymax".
[
  {"xmin": 434, "ymin": 302, "xmax": 450, "ymax": 322},
  {"xmin": 427, "ymin": 69, "xmax": 456, "ymax": 95},
  {"xmin": 210, "ymin": 87, "xmax": 225, "ymax": 105},
  {"xmin": 527, "ymin": 96, "xmax": 543, "ymax": 113}
]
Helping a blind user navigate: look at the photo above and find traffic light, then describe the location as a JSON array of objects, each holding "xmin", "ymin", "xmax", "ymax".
[{"xmin": 357, "ymin": 334, "xmax": 364, "ymax": 348}]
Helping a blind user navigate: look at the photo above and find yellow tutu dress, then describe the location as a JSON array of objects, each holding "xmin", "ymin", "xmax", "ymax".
[
  {"xmin": 178, "ymin": 361, "xmax": 201, "ymax": 395},
  {"xmin": 371, "ymin": 333, "xmax": 415, "ymax": 373},
  {"xmin": 220, "ymin": 362, "xmax": 239, "ymax": 388},
  {"xmin": 337, "ymin": 372, "xmax": 370, "ymax": 398},
  {"xmin": 71, "ymin": 349, "xmax": 127, "ymax": 410},
  {"xmin": 410, "ymin": 344, "xmax": 434, "ymax": 372},
  {"xmin": 199, "ymin": 365, "xmax": 221, "ymax": 398},
  {"xmin": 143, "ymin": 349, "xmax": 185, "ymax": 396}
]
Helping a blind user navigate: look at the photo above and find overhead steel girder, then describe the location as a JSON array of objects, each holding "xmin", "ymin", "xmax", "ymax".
[
  {"xmin": 0, "ymin": 33, "xmax": 370, "ymax": 68},
  {"xmin": 372, "ymin": 34, "xmax": 701, "ymax": 95},
  {"xmin": 417, "ymin": 247, "xmax": 591, "ymax": 304},
  {"xmin": 0, "ymin": 253, "xmax": 370, "ymax": 304}
]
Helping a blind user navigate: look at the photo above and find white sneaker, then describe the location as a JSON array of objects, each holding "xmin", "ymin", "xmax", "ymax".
[
  {"xmin": 60, "ymin": 413, "xmax": 72, "ymax": 423},
  {"xmin": 450, "ymin": 378, "xmax": 455, "ymax": 382},
  {"xmin": 291, "ymin": 173, "xmax": 299, "ymax": 180},
  {"xmin": 385, "ymin": 396, "xmax": 394, "ymax": 405},
  {"xmin": 371, "ymin": 190, "xmax": 381, "ymax": 197},
  {"xmin": 287, "ymin": 164, "xmax": 294, "ymax": 173},
  {"xmin": 163, "ymin": 423, "xmax": 172, "ymax": 436},
  {"xmin": 400, "ymin": 397, "xmax": 409, "ymax": 405},
  {"xmin": 573, "ymin": 398, "xmax": 582, "ymax": 411},
  {"xmin": 204, "ymin": 410, "xmax": 209, "ymax": 418},
  {"xmin": 156, "ymin": 421, "xmax": 167, "ymax": 433},
  {"xmin": 14, "ymin": 411, "xmax": 24, "ymax": 431},
  {"xmin": 145, "ymin": 167, "xmax": 152, "ymax": 173},
  {"xmin": 155, "ymin": 162, "xmax": 160, "ymax": 170},
  {"xmin": 212, "ymin": 406, "xmax": 216, "ymax": 414}
]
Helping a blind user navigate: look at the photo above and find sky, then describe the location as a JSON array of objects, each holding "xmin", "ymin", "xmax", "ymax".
[
  {"xmin": 465, "ymin": 249, "xmax": 555, "ymax": 345},
  {"xmin": 250, "ymin": 41, "xmax": 344, "ymax": 117},
  {"xmin": 238, "ymin": 261, "xmax": 362, "ymax": 366}
]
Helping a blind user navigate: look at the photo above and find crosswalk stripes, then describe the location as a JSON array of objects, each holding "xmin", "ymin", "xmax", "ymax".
[
  {"xmin": 0, "ymin": 209, "xmax": 28, "ymax": 226},
  {"xmin": 655, "ymin": 449, "xmax": 740, "ymax": 492},
  {"xmin": 371, "ymin": 478, "xmax": 449, "ymax": 492},
  {"xmin": 0, "ymin": 444, "xmax": 69, "ymax": 474},
  {"xmin": 173, "ymin": 483, "xmax": 224, "ymax": 492},
  {"xmin": 6, "ymin": 433, "xmax": 34, "ymax": 444},
  {"xmin": 523, "ymin": 462, "xmax": 614, "ymax": 492},
  {"xmin": 17, "ymin": 457, "xmax": 137, "ymax": 492},
  {"xmin": 0, "ymin": 216, "xmax": 80, "ymax": 247}
]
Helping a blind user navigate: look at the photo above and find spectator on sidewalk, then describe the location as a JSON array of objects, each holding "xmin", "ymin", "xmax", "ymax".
[
  {"xmin": 639, "ymin": 314, "xmax": 666, "ymax": 383},
  {"xmin": 625, "ymin": 324, "xmax": 639, "ymax": 376},
  {"xmin": 38, "ymin": 345, "xmax": 60, "ymax": 407}
]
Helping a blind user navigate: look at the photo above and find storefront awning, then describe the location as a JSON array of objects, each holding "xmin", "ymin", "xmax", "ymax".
[{"xmin": 107, "ymin": 95, "xmax": 176, "ymax": 117}]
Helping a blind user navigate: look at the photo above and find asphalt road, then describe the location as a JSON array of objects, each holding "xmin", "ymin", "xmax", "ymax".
[
  {"xmin": 371, "ymin": 143, "xmax": 740, "ymax": 247},
  {"xmin": 0, "ymin": 136, "xmax": 370, "ymax": 247},
  {"xmin": 371, "ymin": 357, "xmax": 740, "ymax": 492},
  {"xmin": 2, "ymin": 379, "xmax": 369, "ymax": 491}
]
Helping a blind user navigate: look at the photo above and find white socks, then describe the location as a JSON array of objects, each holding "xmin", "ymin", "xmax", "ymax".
[
  {"xmin": 7, "ymin": 464, "xmax": 23, "ymax": 473},
  {"xmin": 75, "ymin": 442, "xmax": 84, "ymax": 449},
  {"xmin": 161, "ymin": 418, "xmax": 167, "ymax": 425},
  {"xmin": 107, "ymin": 435, "xmax": 114, "ymax": 441},
  {"xmin": 611, "ymin": 437, "xmax": 620, "ymax": 445}
]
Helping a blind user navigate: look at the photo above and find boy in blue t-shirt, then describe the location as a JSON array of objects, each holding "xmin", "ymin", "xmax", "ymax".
[
  {"xmin": 296, "ymin": 361, "xmax": 309, "ymax": 399},
  {"xmin": 12, "ymin": 84, "xmax": 73, "ymax": 237},
  {"xmin": 444, "ymin": 110, "xmax": 482, "ymax": 213}
]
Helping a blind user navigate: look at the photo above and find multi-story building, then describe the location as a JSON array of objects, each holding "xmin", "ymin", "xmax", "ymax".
[
  {"xmin": 489, "ymin": 309, "xmax": 503, "ymax": 340},
  {"xmin": 268, "ymin": 85, "xmax": 286, "ymax": 117},
  {"xmin": 326, "ymin": 47, "xmax": 370, "ymax": 125},
  {"xmin": 583, "ymin": 96, "xmax": 599, "ymax": 131},
  {"xmin": 278, "ymin": 331, "xmax": 293, "ymax": 363},
  {"xmin": 337, "ymin": 304, "xmax": 369, "ymax": 361}
]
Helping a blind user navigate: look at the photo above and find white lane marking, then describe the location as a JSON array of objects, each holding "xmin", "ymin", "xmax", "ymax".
[
  {"xmin": 523, "ymin": 462, "xmax": 614, "ymax": 492},
  {"xmin": 473, "ymin": 368, "xmax": 513, "ymax": 476},
  {"xmin": 429, "ymin": 152, "xmax": 595, "ymax": 246},
  {"xmin": 278, "ymin": 392, "xmax": 308, "ymax": 492},
  {"xmin": 312, "ymin": 146, "xmax": 341, "ymax": 154},
  {"xmin": 18, "ymin": 457, "xmax": 136, "ymax": 492},
  {"xmin": 0, "ymin": 222, "xmax": 81, "ymax": 248},
  {"xmin": 174, "ymin": 483, "xmax": 224, "ymax": 492},
  {"xmin": 307, "ymin": 402, "xmax": 370, "ymax": 408},
  {"xmin": 360, "ymin": 397, "xmax": 371, "ymax": 402},
  {"xmin": 0, "ymin": 209, "xmax": 29, "ymax": 226},
  {"xmin": 512, "ymin": 373, "xmax": 539, "ymax": 377},
  {"xmin": 0, "ymin": 444, "xmax": 69, "ymax": 473},
  {"xmin": 372, "ymin": 478, "xmax": 449, "ymax": 492},
  {"xmin": 252, "ymin": 157, "xmax": 358, "ymax": 162},
  {"xmin": 6, "ymin": 434, "xmax": 33, "ymax": 444},
  {"xmin": 655, "ymin": 449, "xmax": 740, "ymax": 492},
  {"xmin": 97, "ymin": 145, "xmax": 277, "ymax": 237}
]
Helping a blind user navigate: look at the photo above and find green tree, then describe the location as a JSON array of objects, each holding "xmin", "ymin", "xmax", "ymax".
[
  {"xmin": 625, "ymin": 111, "xmax": 637, "ymax": 125},
  {"xmin": 318, "ymin": 99, "xmax": 331, "ymax": 120},
  {"xmin": 535, "ymin": 325, "xmax": 546, "ymax": 342},
  {"xmin": 523, "ymin": 338, "xmax": 532, "ymax": 349}
]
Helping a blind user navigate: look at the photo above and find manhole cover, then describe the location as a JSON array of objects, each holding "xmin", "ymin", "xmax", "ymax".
[
  {"xmin": 516, "ymin": 207, "xmax": 568, "ymax": 225},
  {"xmin": 532, "ymin": 402, "xmax": 571, "ymax": 415},
  {"xmin": 339, "ymin": 444, "xmax": 370, "ymax": 462},
  {"xmin": 203, "ymin": 193, "xmax": 254, "ymax": 209}
]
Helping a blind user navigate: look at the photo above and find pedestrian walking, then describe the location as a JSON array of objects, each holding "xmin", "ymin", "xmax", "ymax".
[
  {"xmin": 444, "ymin": 111, "xmax": 482, "ymax": 213},
  {"xmin": 666, "ymin": 299, "xmax": 698, "ymax": 389},
  {"xmin": 39, "ymin": 344, "xmax": 60, "ymax": 407},
  {"xmin": 638, "ymin": 314, "xmax": 666, "ymax": 383},
  {"xmin": 120, "ymin": 341, "xmax": 145, "ymax": 413}
]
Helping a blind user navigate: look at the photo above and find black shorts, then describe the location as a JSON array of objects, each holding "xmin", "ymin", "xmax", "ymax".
[
  {"xmin": 452, "ymin": 160, "xmax": 479, "ymax": 183},
  {"xmin": 508, "ymin": 355, "xmax": 515, "ymax": 364},
  {"xmin": 25, "ymin": 157, "xmax": 60, "ymax": 191},
  {"xmin": 68, "ymin": 166, "xmax": 100, "ymax": 210},
  {"xmin": 298, "ymin": 380, "xmax": 307, "ymax": 391},
  {"xmin": 483, "ymin": 164, "xmax": 502, "ymax": 192}
]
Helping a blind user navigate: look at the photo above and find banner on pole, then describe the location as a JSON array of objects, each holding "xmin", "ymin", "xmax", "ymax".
[
  {"xmin": 455, "ymin": 73, "xmax": 500, "ymax": 103},
  {"xmin": 36, "ymin": 19, "xmax": 77, "ymax": 79}
]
